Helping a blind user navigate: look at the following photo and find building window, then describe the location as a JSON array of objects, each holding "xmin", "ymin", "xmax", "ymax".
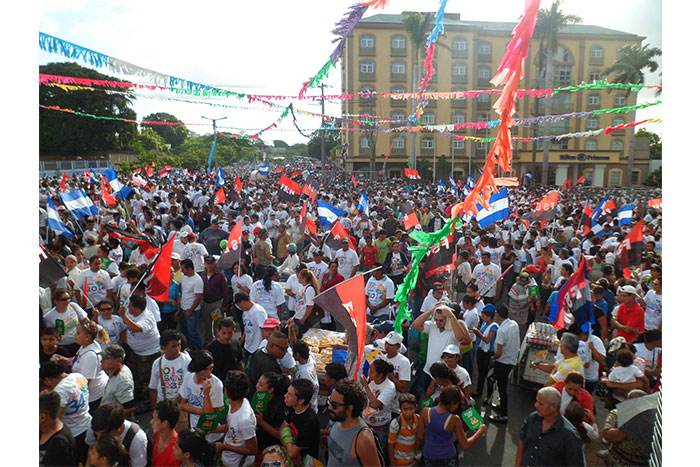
[
  {"xmin": 585, "ymin": 140, "xmax": 598, "ymax": 150},
  {"xmin": 586, "ymin": 117, "xmax": 598, "ymax": 129},
  {"xmin": 393, "ymin": 137, "xmax": 405, "ymax": 149},
  {"xmin": 391, "ymin": 35, "xmax": 405, "ymax": 49},
  {"xmin": 360, "ymin": 136, "xmax": 371, "ymax": 149},
  {"xmin": 612, "ymin": 117, "xmax": 625, "ymax": 127},
  {"xmin": 631, "ymin": 170, "xmax": 640, "ymax": 185},
  {"xmin": 611, "ymin": 139, "xmax": 624, "ymax": 151},
  {"xmin": 609, "ymin": 170, "xmax": 622, "ymax": 187},
  {"xmin": 589, "ymin": 69, "xmax": 601, "ymax": 81},
  {"xmin": 360, "ymin": 61, "xmax": 374, "ymax": 74},
  {"xmin": 391, "ymin": 61, "xmax": 406, "ymax": 74},
  {"xmin": 391, "ymin": 86, "xmax": 405, "ymax": 95},
  {"xmin": 422, "ymin": 112, "xmax": 436, "ymax": 125},
  {"xmin": 478, "ymin": 66, "xmax": 491, "ymax": 81},
  {"xmin": 477, "ymin": 93, "xmax": 490, "ymax": 103},
  {"xmin": 452, "ymin": 112, "xmax": 466, "ymax": 124},
  {"xmin": 360, "ymin": 35, "xmax": 374, "ymax": 48},
  {"xmin": 359, "ymin": 85, "xmax": 375, "ymax": 105},
  {"xmin": 453, "ymin": 139, "xmax": 465, "ymax": 149},
  {"xmin": 588, "ymin": 94, "xmax": 600, "ymax": 105},
  {"xmin": 452, "ymin": 62, "xmax": 467, "ymax": 76},
  {"xmin": 476, "ymin": 141, "xmax": 488, "ymax": 150},
  {"xmin": 477, "ymin": 113, "xmax": 489, "ymax": 123},
  {"xmin": 553, "ymin": 65, "xmax": 572, "ymax": 86},
  {"xmin": 478, "ymin": 42, "xmax": 491, "ymax": 55},
  {"xmin": 422, "ymin": 137, "xmax": 434, "ymax": 149},
  {"xmin": 453, "ymin": 37, "xmax": 467, "ymax": 51},
  {"xmin": 615, "ymin": 94, "xmax": 626, "ymax": 106},
  {"xmin": 391, "ymin": 111, "xmax": 405, "ymax": 121},
  {"xmin": 590, "ymin": 46, "xmax": 603, "ymax": 59}
]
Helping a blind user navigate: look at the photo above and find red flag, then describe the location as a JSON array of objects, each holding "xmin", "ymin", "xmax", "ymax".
[
  {"xmin": 648, "ymin": 198, "xmax": 662, "ymax": 210},
  {"xmin": 215, "ymin": 187, "xmax": 226, "ymax": 204},
  {"xmin": 60, "ymin": 172, "xmax": 69, "ymax": 192},
  {"xmin": 351, "ymin": 174, "xmax": 358, "ymax": 188},
  {"xmin": 101, "ymin": 176, "xmax": 117, "ymax": 207},
  {"xmin": 145, "ymin": 235, "xmax": 175, "ymax": 301},
  {"xmin": 616, "ymin": 220, "xmax": 644, "ymax": 279},
  {"xmin": 82, "ymin": 273, "xmax": 90, "ymax": 308},
  {"xmin": 581, "ymin": 203, "xmax": 592, "ymax": 235},
  {"xmin": 279, "ymin": 174, "xmax": 303, "ymax": 202},
  {"xmin": 226, "ymin": 219, "xmax": 243, "ymax": 251},
  {"xmin": 151, "ymin": 161, "xmax": 156, "ymax": 167},
  {"xmin": 302, "ymin": 183, "xmax": 317, "ymax": 203},
  {"xmin": 327, "ymin": 222, "xmax": 355, "ymax": 251},
  {"xmin": 301, "ymin": 202, "xmax": 317, "ymax": 235},
  {"xmin": 290, "ymin": 170, "xmax": 302, "ymax": 179},
  {"xmin": 531, "ymin": 191, "xmax": 560, "ymax": 222},
  {"xmin": 134, "ymin": 168, "xmax": 142, "ymax": 174},
  {"xmin": 233, "ymin": 176, "xmax": 243, "ymax": 194},
  {"xmin": 399, "ymin": 201, "xmax": 419, "ymax": 230},
  {"xmin": 83, "ymin": 170, "xmax": 91, "ymax": 183},
  {"xmin": 603, "ymin": 199, "xmax": 616, "ymax": 215},
  {"xmin": 575, "ymin": 175, "xmax": 587, "ymax": 185},
  {"xmin": 145, "ymin": 166, "xmax": 154, "ymax": 177},
  {"xmin": 313, "ymin": 275, "xmax": 367, "ymax": 380},
  {"xmin": 273, "ymin": 167, "xmax": 284, "ymax": 174},
  {"xmin": 561, "ymin": 178, "xmax": 572, "ymax": 191},
  {"xmin": 158, "ymin": 168, "xmax": 169, "ymax": 178},
  {"xmin": 404, "ymin": 168, "xmax": 421, "ymax": 180}
]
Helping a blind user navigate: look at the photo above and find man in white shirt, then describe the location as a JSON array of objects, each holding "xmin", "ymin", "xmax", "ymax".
[
  {"xmin": 335, "ymin": 238, "xmax": 359, "ymax": 279},
  {"xmin": 472, "ymin": 252, "xmax": 502, "ymax": 304},
  {"xmin": 365, "ymin": 264, "xmax": 395, "ymax": 322},
  {"xmin": 179, "ymin": 259, "xmax": 204, "ymax": 350},
  {"xmin": 489, "ymin": 305, "xmax": 520, "ymax": 423},
  {"xmin": 381, "ymin": 331, "xmax": 411, "ymax": 415},
  {"xmin": 86, "ymin": 404, "xmax": 148, "ymax": 467},
  {"xmin": 306, "ymin": 251, "xmax": 329, "ymax": 282},
  {"xmin": 76, "ymin": 256, "xmax": 116, "ymax": 313},
  {"xmin": 181, "ymin": 233, "xmax": 209, "ymax": 274}
]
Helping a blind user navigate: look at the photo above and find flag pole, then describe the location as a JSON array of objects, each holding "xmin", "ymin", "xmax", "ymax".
[
  {"xmin": 124, "ymin": 243, "xmax": 168, "ymax": 303},
  {"xmin": 478, "ymin": 264, "xmax": 514, "ymax": 298}
]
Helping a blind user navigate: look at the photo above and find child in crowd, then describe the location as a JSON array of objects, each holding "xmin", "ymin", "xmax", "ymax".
[
  {"xmin": 216, "ymin": 371, "xmax": 258, "ymax": 467},
  {"xmin": 40, "ymin": 327, "xmax": 71, "ymax": 364},
  {"xmin": 423, "ymin": 361, "xmax": 461, "ymax": 407},
  {"xmin": 388, "ymin": 393, "xmax": 421, "ymax": 467},
  {"xmin": 291, "ymin": 341, "xmax": 320, "ymax": 413},
  {"xmin": 602, "ymin": 349, "xmax": 649, "ymax": 407}
]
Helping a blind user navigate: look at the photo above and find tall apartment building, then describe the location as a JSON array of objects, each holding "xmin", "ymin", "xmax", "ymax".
[{"xmin": 341, "ymin": 13, "xmax": 652, "ymax": 187}]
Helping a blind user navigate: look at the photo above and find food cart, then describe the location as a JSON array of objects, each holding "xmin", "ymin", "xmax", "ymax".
[
  {"xmin": 300, "ymin": 328, "xmax": 347, "ymax": 400},
  {"xmin": 514, "ymin": 322, "xmax": 558, "ymax": 387}
]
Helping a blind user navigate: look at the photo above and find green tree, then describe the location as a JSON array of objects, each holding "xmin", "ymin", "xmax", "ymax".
[
  {"xmin": 273, "ymin": 140, "xmax": 289, "ymax": 148},
  {"xmin": 533, "ymin": 0, "xmax": 581, "ymax": 185},
  {"xmin": 603, "ymin": 44, "xmax": 661, "ymax": 185},
  {"xmin": 636, "ymin": 128, "xmax": 661, "ymax": 160},
  {"xmin": 402, "ymin": 11, "xmax": 435, "ymax": 168},
  {"xmin": 644, "ymin": 166, "xmax": 661, "ymax": 187},
  {"xmin": 141, "ymin": 113, "xmax": 189, "ymax": 148},
  {"xmin": 40, "ymin": 62, "xmax": 138, "ymax": 155},
  {"xmin": 416, "ymin": 158, "xmax": 432, "ymax": 180},
  {"xmin": 307, "ymin": 129, "xmax": 341, "ymax": 160}
]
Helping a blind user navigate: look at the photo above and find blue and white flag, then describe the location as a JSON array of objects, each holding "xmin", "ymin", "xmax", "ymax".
[
  {"xmin": 104, "ymin": 168, "xmax": 132, "ymax": 200},
  {"xmin": 437, "ymin": 180, "xmax": 446, "ymax": 195},
  {"xmin": 524, "ymin": 172, "xmax": 532, "ymax": 182},
  {"xmin": 317, "ymin": 200, "xmax": 346, "ymax": 228},
  {"xmin": 217, "ymin": 168, "xmax": 225, "ymax": 187},
  {"xmin": 617, "ymin": 203, "xmax": 634, "ymax": 226},
  {"xmin": 356, "ymin": 191, "xmax": 369, "ymax": 216},
  {"xmin": 467, "ymin": 174, "xmax": 476, "ymax": 191},
  {"xmin": 475, "ymin": 189, "xmax": 509, "ymax": 228},
  {"xmin": 258, "ymin": 164, "xmax": 270, "ymax": 176},
  {"xmin": 462, "ymin": 186, "xmax": 469, "ymax": 198},
  {"xmin": 59, "ymin": 189, "xmax": 98, "ymax": 220},
  {"xmin": 449, "ymin": 175, "xmax": 458, "ymax": 195},
  {"xmin": 46, "ymin": 198, "xmax": 74, "ymax": 239},
  {"xmin": 591, "ymin": 197, "xmax": 608, "ymax": 225}
]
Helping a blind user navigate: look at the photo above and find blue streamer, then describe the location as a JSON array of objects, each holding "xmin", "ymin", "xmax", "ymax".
[
  {"xmin": 169, "ymin": 76, "xmax": 216, "ymax": 92},
  {"xmin": 39, "ymin": 32, "xmax": 110, "ymax": 68},
  {"xmin": 426, "ymin": 0, "xmax": 449, "ymax": 44},
  {"xmin": 207, "ymin": 140, "xmax": 217, "ymax": 171}
]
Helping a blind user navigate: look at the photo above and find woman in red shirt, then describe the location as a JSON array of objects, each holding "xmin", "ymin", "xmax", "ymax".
[
  {"xmin": 320, "ymin": 260, "xmax": 345, "ymax": 292},
  {"xmin": 150, "ymin": 399, "xmax": 181, "ymax": 466}
]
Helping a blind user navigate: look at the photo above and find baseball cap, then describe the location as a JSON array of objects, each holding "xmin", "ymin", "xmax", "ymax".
[
  {"xmin": 203, "ymin": 255, "xmax": 216, "ymax": 263},
  {"xmin": 261, "ymin": 318, "xmax": 281, "ymax": 329},
  {"xmin": 442, "ymin": 344, "xmax": 461, "ymax": 356},
  {"xmin": 384, "ymin": 331, "xmax": 403, "ymax": 345},
  {"xmin": 608, "ymin": 336, "xmax": 626, "ymax": 353},
  {"xmin": 619, "ymin": 285, "xmax": 637, "ymax": 295},
  {"xmin": 341, "ymin": 237, "xmax": 350, "ymax": 243},
  {"xmin": 482, "ymin": 303, "xmax": 496, "ymax": 314},
  {"xmin": 524, "ymin": 265, "xmax": 540, "ymax": 274},
  {"xmin": 253, "ymin": 226, "xmax": 262, "ymax": 235},
  {"xmin": 186, "ymin": 232, "xmax": 196, "ymax": 239},
  {"xmin": 433, "ymin": 282, "xmax": 445, "ymax": 291},
  {"xmin": 171, "ymin": 253, "xmax": 181, "ymax": 260},
  {"xmin": 312, "ymin": 250, "xmax": 322, "ymax": 256},
  {"xmin": 101, "ymin": 345, "xmax": 126, "ymax": 360},
  {"xmin": 517, "ymin": 272, "xmax": 530, "ymax": 284},
  {"xmin": 210, "ymin": 218, "xmax": 219, "ymax": 224},
  {"xmin": 287, "ymin": 243, "xmax": 297, "ymax": 253}
]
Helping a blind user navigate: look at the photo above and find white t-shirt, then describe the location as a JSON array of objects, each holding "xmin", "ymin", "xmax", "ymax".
[
  {"xmin": 98, "ymin": 315, "xmax": 127, "ymax": 346},
  {"xmin": 77, "ymin": 268, "xmax": 114, "ymax": 305},
  {"xmin": 608, "ymin": 364, "xmax": 644, "ymax": 383},
  {"xmin": 294, "ymin": 358, "xmax": 320, "ymax": 413},
  {"xmin": 43, "ymin": 303, "xmax": 88, "ymax": 346},
  {"xmin": 633, "ymin": 343, "xmax": 661, "ymax": 373},
  {"xmin": 243, "ymin": 303, "xmax": 268, "ymax": 354},
  {"xmin": 180, "ymin": 273, "xmax": 204, "ymax": 311},
  {"xmin": 362, "ymin": 378, "xmax": 396, "ymax": 427},
  {"xmin": 494, "ymin": 318, "xmax": 520, "ymax": 365},
  {"xmin": 251, "ymin": 280, "xmax": 285, "ymax": 320},
  {"xmin": 125, "ymin": 310, "xmax": 161, "ymax": 356},
  {"xmin": 182, "ymin": 242, "xmax": 209, "ymax": 273},
  {"xmin": 423, "ymin": 321, "xmax": 460, "ymax": 375},
  {"xmin": 231, "ymin": 274, "xmax": 254, "ymax": 294},
  {"xmin": 285, "ymin": 274, "xmax": 302, "ymax": 311},
  {"xmin": 472, "ymin": 263, "xmax": 502, "ymax": 298},
  {"xmin": 149, "ymin": 352, "xmax": 193, "ymax": 401},
  {"xmin": 294, "ymin": 285, "xmax": 317, "ymax": 321},
  {"xmin": 581, "ymin": 335, "xmax": 606, "ymax": 382},
  {"xmin": 85, "ymin": 420, "xmax": 148, "ymax": 467},
  {"xmin": 179, "ymin": 373, "xmax": 225, "ymax": 442},
  {"xmin": 383, "ymin": 352, "xmax": 411, "ymax": 413},
  {"xmin": 460, "ymin": 307, "xmax": 480, "ymax": 343},
  {"xmin": 73, "ymin": 341, "xmax": 109, "ymax": 402},
  {"xmin": 307, "ymin": 261, "xmax": 329, "ymax": 283},
  {"xmin": 221, "ymin": 398, "xmax": 257, "ymax": 467},
  {"xmin": 54, "ymin": 373, "xmax": 92, "ymax": 436},
  {"xmin": 643, "ymin": 290, "xmax": 662, "ymax": 330},
  {"xmin": 335, "ymin": 248, "xmax": 360, "ymax": 279},
  {"xmin": 365, "ymin": 276, "xmax": 395, "ymax": 318},
  {"xmin": 453, "ymin": 364, "xmax": 472, "ymax": 388}
]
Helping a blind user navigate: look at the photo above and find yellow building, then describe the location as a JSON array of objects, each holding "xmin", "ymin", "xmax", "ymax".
[{"xmin": 341, "ymin": 13, "xmax": 651, "ymax": 187}]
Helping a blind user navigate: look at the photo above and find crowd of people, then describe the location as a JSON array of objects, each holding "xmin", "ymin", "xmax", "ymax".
[{"xmin": 39, "ymin": 162, "xmax": 662, "ymax": 466}]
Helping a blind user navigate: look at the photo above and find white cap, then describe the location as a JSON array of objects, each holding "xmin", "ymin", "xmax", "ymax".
[
  {"xmin": 384, "ymin": 331, "xmax": 403, "ymax": 345},
  {"xmin": 442, "ymin": 344, "xmax": 461, "ymax": 356},
  {"xmin": 619, "ymin": 285, "xmax": 637, "ymax": 294}
]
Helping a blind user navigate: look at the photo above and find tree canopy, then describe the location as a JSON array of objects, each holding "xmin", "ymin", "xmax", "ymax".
[
  {"xmin": 307, "ymin": 129, "xmax": 341, "ymax": 160},
  {"xmin": 636, "ymin": 128, "xmax": 661, "ymax": 160},
  {"xmin": 141, "ymin": 112, "xmax": 189, "ymax": 148}
]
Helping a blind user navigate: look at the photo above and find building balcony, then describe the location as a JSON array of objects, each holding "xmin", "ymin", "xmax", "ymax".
[
  {"xmin": 477, "ymin": 77, "xmax": 491, "ymax": 87},
  {"xmin": 610, "ymin": 128, "xmax": 627, "ymax": 136},
  {"xmin": 452, "ymin": 49, "xmax": 468, "ymax": 59},
  {"xmin": 359, "ymin": 146, "xmax": 372, "ymax": 156},
  {"xmin": 452, "ymin": 74, "xmax": 468, "ymax": 84},
  {"xmin": 586, "ymin": 102, "xmax": 601, "ymax": 111},
  {"xmin": 359, "ymin": 72, "xmax": 375, "ymax": 82},
  {"xmin": 423, "ymin": 99, "xmax": 437, "ymax": 109},
  {"xmin": 390, "ymin": 72, "xmax": 407, "ymax": 82},
  {"xmin": 420, "ymin": 146, "xmax": 435, "ymax": 156},
  {"xmin": 451, "ymin": 99, "xmax": 467, "ymax": 109},
  {"xmin": 452, "ymin": 146, "xmax": 467, "ymax": 156},
  {"xmin": 390, "ymin": 47, "xmax": 407, "ymax": 57},
  {"xmin": 391, "ymin": 145, "xmax": 406, "ymax": 156},
  {"xmin": 589, "ymin": 56, "xmax": 604, "ymax": 65},
  {"xmin": 478, "ymin": 52, "xmax": 492, "ymax": 61},
  {"xmin": 359, "ymin": 46, "xmax": 375, "ymax": 56},
  {"xmin": 390, "ymin": 98, "xmax": 407, "ymax": 108},
  {"xmin": 477, "ymin": 99, "xmax": 491, "ymax": 110}
]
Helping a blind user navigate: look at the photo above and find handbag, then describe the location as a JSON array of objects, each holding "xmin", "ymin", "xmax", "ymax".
[{"xmin": 303, "ymin": 286, "xmax": 325, "ymax": 326}]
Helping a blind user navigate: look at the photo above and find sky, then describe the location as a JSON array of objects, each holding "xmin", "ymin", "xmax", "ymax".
[{"xmin": 37, "ymin": 0, "xmax": 663, "ymax": 146}]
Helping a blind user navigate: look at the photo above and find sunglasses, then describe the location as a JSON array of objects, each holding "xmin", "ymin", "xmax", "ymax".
[
  {"xmin": 328, "ymin": 399, "xmax": 347, "ymax": 410},
  {"xmin": 262, "ymin": 462, "xmax": 281, "ymax": 467},
  {"xmin": 99, "ymin": 307, "xmax": 113, "ymax": 311},
  {"xmin": 56, "ymin": 297, "xmax": 70, "ymax": 302}
]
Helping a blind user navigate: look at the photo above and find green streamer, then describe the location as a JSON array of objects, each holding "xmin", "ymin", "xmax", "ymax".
[
  {"xmin": 308, "ymin": 58, "xmax": 336, "ymax": 90},
  {"xmin": 592, "ymin": 100, "xmax": 661, "ymax": 116},
  {"xmin": 280, "ymin": 104, "xmax": 292, "ymax": 120},
  {"xmin": 552, "ymin": 80, "xmax": 645, "ymax": 95}
]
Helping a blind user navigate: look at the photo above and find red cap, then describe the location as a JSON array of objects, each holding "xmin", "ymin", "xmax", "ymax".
[
  {"xmin": 261, "ymin": 318, "xmax": 280, "ymax": 329},
  {"xmin": 524, "ymin": 265, "xmax": 540, "ymax": 273}
]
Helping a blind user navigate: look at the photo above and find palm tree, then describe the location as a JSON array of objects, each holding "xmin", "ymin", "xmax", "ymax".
[
  {"xmin": 533, "ymin": 0, "xmax": 581, "ymax": 185},
  {"xmin": 402, "ymin": 11, "xmax": 434, "ymax": 169},
  {"xmin": 604, "ymin": 44, "xmax": 661, "ymax": 186}
]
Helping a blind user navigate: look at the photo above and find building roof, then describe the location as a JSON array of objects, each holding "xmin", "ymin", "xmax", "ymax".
[{"xmin": 359, "ymin": 13, "xmax": 643, "ymax": 38}]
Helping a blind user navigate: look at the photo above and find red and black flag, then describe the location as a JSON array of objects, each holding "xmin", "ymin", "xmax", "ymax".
[
  {"xmin": 351, "ymin": 174, "xmax": 358, "ymax": 188},
  {"xmin": 104, "ymin": 224, "xmax": 159, "ymax": 258},
  {"xmin": 214, "ymin": 187, "xmax": 226, "ymax": 204},
  {"xmin": 616, "ymin": 220, "xmax": 644, "ymax": 279},
  {"xmin": 531, "ymin": 191, "xmax": 560, "ymax": 222},
  {"xmin": 217, "ymin": 219, "xmax": 243, "ymax": 270},
  {"xmin": 561, "ymin": 178, "xmax": 572, "ymax": 191},
  {"xmin": 404, "ymin": 168, "xmax": 421, "ymax": 180},
  {"xmin": 575, "ymin": 175, "xmax": 587, "ymax": 185},
  {"xmin": 300, "ymin": 201, "xmax": 317, "ymax": 236},
  {"xmin": 39, "ymin": 244, "xmax": 68, "ymax": 288},
  {"xmin": 323, "ymin": 221, "xmax": 355, "ymax": 252},
  {"xmin": 581, "ymin": 203, "xmax": 593, "ymax": 235},
  {"xmin": 399, "ymin": 201, "xmax": 420, "ymax": 230},
  {"xmin": 423, "ymin": 232, "xmax": 456, "ymax": 278},
  {"xmin": 144, "ymin": 234, "xmax": 176, "ymax": 302},
  {"xmin": 313, "ymin": 275, "xmax": 367, "ymax": 379},
  {"xmin": 278, "ymin": 174, "xmax": 303, "ymax": 202}
]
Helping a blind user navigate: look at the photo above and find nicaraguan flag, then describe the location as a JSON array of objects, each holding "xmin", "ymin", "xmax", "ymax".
[
  {"xmin": 617, "ymin": 203, "xmax": 634, "ymax": 226},
  {"xmin": 524, "ymin": 172, "xmax": 532, "ymax": 182},
  {"xmin": 591, "ymin": 197, "xmax": 608, "ymax": 225},
  {"xmin": 59, "ymin": 189, "xmax": 98, "ymax": 220},
  {"xmin": 475, "ymin": 189, "xmax": 509, "ymax": 228},
  {"xmin": 104, "ymin": 167, "xmax": 132, "ymax": 200},
  {"xmin": 449, "ymin": 176, "xmax": 458, "ymax": 195},
  {"xmin": 467, "ymin": 174, "xmax": 476, "ymax": 191},
  {"xmin": 259, "ymin": 164, "xmax": 270, "ymax": 176},
  {"xmin": 46, "ymin": 198, "xmax": 74, "ymax": 239},
  {"xmin": 217, "ymin": 168, "xmax": 225, "ymax": 187},
  {"xmin": 437, "ymin": 180, "xmax": 446, "ymax": 195},
  {"xmin": 317, "ymin": 200, "xmax": 346, "ymax": 228},
  {"xmin": 356, "ymin": 191, "xmax": 369, "ymax": 216}
]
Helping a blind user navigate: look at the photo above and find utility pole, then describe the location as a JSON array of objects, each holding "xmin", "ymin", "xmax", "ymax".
[
  {"xmin": 319, "ymin": 83, "xmax": 328, "ymax": 166},
  {"xmin": 202, "ymin": 116, "xmax": 227, "ymax": 171}
]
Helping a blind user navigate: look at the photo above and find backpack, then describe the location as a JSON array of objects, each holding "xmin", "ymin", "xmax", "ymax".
[
  {"xmin": 354, "ymin": 426, "xmax": 387, "ymax": 467},
  {"xmin": 123, "ymin": 422, "xmax": 152, "ymax": 466}
]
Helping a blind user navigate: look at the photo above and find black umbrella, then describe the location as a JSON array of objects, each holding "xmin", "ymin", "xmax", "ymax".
[{"xmin": 616, "ymin": 392, "xmax": 660, "ymax": 447}]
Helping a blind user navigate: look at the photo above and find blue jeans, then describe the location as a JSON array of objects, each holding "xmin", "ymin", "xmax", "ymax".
[
  {"xmin": 409, "ymin": 368, "xmax": 432, "ymax": 402},
  {"xmin": 180, "ymin": 308, "xmax": 204, "ymax": 350}
]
